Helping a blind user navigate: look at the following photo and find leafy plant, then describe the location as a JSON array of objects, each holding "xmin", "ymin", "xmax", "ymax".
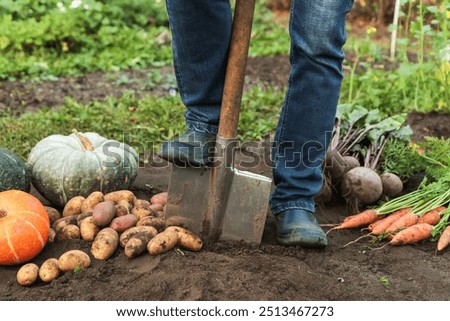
[
  {"xmin": 379, "ymin": 276, "xmax": 390, "ymax": 289},
  {"xmin": 73, "ymin": 265, "xmax": 83, "ymax": 273},
  {"xmin": 381, "ymin": 139, "xmax": 428, "ymax": 180},
  {"xmin": 0, "ymin": 0, "xmax": 172, "ymax": 80}
]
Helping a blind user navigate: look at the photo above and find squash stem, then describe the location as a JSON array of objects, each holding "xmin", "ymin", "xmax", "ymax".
[
  {"xmin": 72, "ymin": 129, "xmax": 95, "ymax": 151},
  {"xmin": 0, "ymin": 208, "xmax": 7, "ymax": 218}
]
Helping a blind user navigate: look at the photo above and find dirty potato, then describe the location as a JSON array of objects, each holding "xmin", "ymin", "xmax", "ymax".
[
  {"xmin": 149, "ymin": 203, "xmax": 164, "ymax": 213},
  {"xmin": 56, "ymin": 224, "xmax": 81, "ymax": 241},
  {"xmin": 166, "ymin": 226, "xmax": 203, "ymax": 252},
  {"xmin": 48, "ymin": 228, "xmax": 56, "ymax": 243},
  {"xmin": 92, "ymin": 200, "xmax": 116, "ymax": 227},
  {"xmin": 38, "ymin": 258, "xmax": 60, "ymax": 283},
  {"xmin": 119, "ymin": 226, "xmax": 158, "ymax": 248},
  {"xmin": 131, "ymin": 207, "xmax": 152, "ymax": 220},
  {"xmin": 44, "ymin": 206, "xmax": 61, "ymax": 225},
  {"xmin": 80, "ymin": 216, "xmax": 100, "ymax": 242},
  {"xmin": 76, "ymin": 211, "xmax": 93, "ymax": 227},
  {"xmin": 147, "ymin": 228, "xmax": 178, "ymax": 255},
  {"xmin": 17, "ymin": 263, "xmax": 39, "ymax": 286},
  {"xmin": 150, "ymin": 192, "xmax": 168, "ymax": 206},
  {"xmin": 137, "ymin": 216, "xmax": 165, "ymax": 232},
  {"xmin": 91, "ymin": 228, "xmax": 119, "ymax": 260},
  {"xmin": 134, "ymin": 199, "xmax": 151, "ymax": 210},
  {"xmin": 109, "ymin": 214, "xmax": 138, "ymax": 233},
  {"xmin": 104, "ymin": 190, "xmax": 136, "ymax": 205},
  {"xmin": 124, "ymin": 233, "xmax": 155, "ymax": 259},
  {"xmin": 81, "ymin": 191, "xmax": 104, "ymax": 213},
  {"xmin": 62, "ymin": 196, "xmax": 85, "ymax": 217},
  {"xmin": 52, "ymin": 215, "xmax": 79, "ymax": 233},
  {"xmin": 116, "ymin": 199, "xmax": 132, "ymax": 217},
  {"xmin": 58, "ymin": 250, "xmax": 91, "ymax": 272}
]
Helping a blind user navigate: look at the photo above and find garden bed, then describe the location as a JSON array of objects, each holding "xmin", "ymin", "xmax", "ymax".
[{"xmin": 1, "ymin": 56, "xmax": 450, "ymax": 301}]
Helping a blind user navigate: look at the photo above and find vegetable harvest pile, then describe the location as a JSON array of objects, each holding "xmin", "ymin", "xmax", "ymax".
[
  {"xmin": 328, "ymin": 137, "xmax": 450, "ymax": 253},
  {"xmin": 323, "ymin": 104, "xmax": 412, "ymax": 213},
  {"xmin": 11, "ymin": 189, "xmax": 203, "ymax": 286},
  {"xmin": 0, "ymin": 130, "xmax": 204, "ymax": 287}
]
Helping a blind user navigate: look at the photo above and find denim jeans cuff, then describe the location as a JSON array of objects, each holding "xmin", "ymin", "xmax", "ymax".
[
  {"xmin": 186, "ymin": 121, "xmax": 218, "ymax": 135},
  {"xmin": 270, "ymin": 200, "xmax": 315, "ymax": 215}
]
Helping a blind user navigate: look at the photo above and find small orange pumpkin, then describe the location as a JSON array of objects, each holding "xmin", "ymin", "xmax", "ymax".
[{"xmin": 0, "ymin": 190, "xmax": 50, "ymax": 265}]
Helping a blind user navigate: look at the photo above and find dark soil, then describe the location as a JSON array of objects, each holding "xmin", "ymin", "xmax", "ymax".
[{"xmin": 1, "ymin": 56, "xmax": 450, "ymax": 301}]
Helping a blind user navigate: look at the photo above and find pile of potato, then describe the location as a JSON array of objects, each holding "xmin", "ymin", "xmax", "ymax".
[{"xmin": 17, "ymin": 190, "xmax": 203, "ymax": 286}]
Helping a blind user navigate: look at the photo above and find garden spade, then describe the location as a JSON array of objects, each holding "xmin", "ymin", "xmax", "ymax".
[{"xmin": 164, "ymin": 0, "xmax": 272, "ymax": 244}]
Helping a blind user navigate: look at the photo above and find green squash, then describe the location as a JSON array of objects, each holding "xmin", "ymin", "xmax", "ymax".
[
  {"xmin": 0, "ymin": 147, "xmax": 31, "ymax": 192},
  {"xmin": 27, "ymin": 130, "xmax": 139, "ymax": 207}
]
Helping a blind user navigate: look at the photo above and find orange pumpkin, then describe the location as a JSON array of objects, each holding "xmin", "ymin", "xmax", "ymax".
[{"xmin": 0, "ymin": 190, "xmax": 50, "ymax": 265}]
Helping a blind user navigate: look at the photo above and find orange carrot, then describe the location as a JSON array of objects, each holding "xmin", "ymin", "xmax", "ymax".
[
  {"xmin": 385, "ymin": 212, "xmax": 419, "ymax": 233},
  {"xmin": 336, "ymin": 209, "xmax": 378, "ymax": 229},
  {"xmin": 417, "ymin": 206, "xmax": 446, "ymax": 225},
  {"xmin": 389, "ymin": 223, "xmax": 433, "ymax": 246},
  {"xmin": 344, "ymin": 210, "xmax": 383, "ymax": 223},
  {"xmin": 370, "ymin": 208, "xmax": 411, "ymax": 235},
  {"xmin": 436, "ymin": 226, "xmax": 450, "ymax": 252}
]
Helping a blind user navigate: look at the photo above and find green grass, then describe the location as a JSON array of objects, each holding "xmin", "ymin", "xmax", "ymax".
[
  {"xmin": 0, "ymin": 0, "xmax": 290, "ymax": 81},
  {"xmin": 0, "ymin": 87, "xmax": 284, "ymax": 161}
]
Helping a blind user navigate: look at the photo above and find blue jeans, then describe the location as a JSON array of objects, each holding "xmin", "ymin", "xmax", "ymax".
[{"xmin": 165, "ymin": 0, "xmax": 354, "ymax": 215}]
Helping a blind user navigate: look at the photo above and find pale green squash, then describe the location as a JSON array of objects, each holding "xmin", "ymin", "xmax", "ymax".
[{"xmin": 27, "ymin": 131, "xmax": 139, "ymax": 207}]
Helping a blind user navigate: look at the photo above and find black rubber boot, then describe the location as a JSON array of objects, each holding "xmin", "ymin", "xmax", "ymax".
[
  {"xmin": 276, "ymin": 209, "xmax": 328, "ymax": 248},
  {"xmin": 158, "ymin": 130, "xmax": 216, "ymax": 167}
]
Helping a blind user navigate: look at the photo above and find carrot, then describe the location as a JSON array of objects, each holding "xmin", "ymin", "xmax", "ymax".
[
  {"xmin": 385, "ymin": 211, "xmax": 419, "ymax": 233},
  {"xmin": 417, "ymin": 206, "xmax": 446, "ymax": 225},
  {"xmin": 326, "ymin": 209, "xmax": 379, "ymax": 235},
  {"xmin": 436, "ymin": 225, "xmax": 450, "ymax": 252},
  {"xmin": 343, "ymin": 210, "xmax": 383, "ymax": 223},
  {"xmin": 370, "ymin": 208, "xmax": 411, "ymax": 235},
  {"xmin": 336, "ymin": 209, "xmax": 378, "ymax": 229},
  {"xmin": 389, "ymin": 223, "xmax": 433, "ymax": 246}
]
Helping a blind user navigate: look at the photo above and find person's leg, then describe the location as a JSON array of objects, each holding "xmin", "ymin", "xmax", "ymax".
[
  {"xmin": 160, "ymin": 0, "xmax": 232, "ymax": 166},
  {"xmin": 271, "ymin": 0, "xmax": 354, "ymax": 246}
]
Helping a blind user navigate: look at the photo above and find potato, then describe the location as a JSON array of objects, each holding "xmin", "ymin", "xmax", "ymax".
[
  {"xmin": 44, "ymin": 206, "xmax": 61, "ymax": 225},
  {"xmin": 76, "ymin": 211, "xmax": 93, "ymax": 227},
  {"xmin": 118, "ymin": 199, "xmax": 132, "ymax": 211},
  {"xmin": 17, "ymin": 263, "xmax": 39, "ymax": 286},
  {"xmin": 116, "ymin": 199, "xmax": 131, "ymax": 217},
  {"xmin": 150, "ymin": 192, "xmax": 168, "ymax": 206},
  {"xmin": 119, "ymin": 226, "xmax": 158, "ymax": 248},
  {"xmin": 39, "ymin": 258, "xmax": 60, "ymax": 283},
  {"xmin": 52, "ymin": 215, "xmax": 79, "ymax": 233},
  {"xmin": 147, "ymin": 229, "xmax": 178, "ymax": 255},
  {"xmin": 124, "ymin": 233, "xmax": 155, "ymax": 259},
  {"xmin": 58, "ymin": 250, "xmax": 91, "ymax": 272},
  {"xmin": 166, "ymin": 226, "xmax": 203, "ymax": 252},
  {"xmin": 92, "ymin": 200, "xmax": 116, "ymax": 227},
  {"xmin": 81, "ymin": 191, "xmax": 104, "ymax": 213},
  {"xmin": 131, "ymin": 207, "xmax": 152, "ymax": 220},
  {"xmin": 109, "ymin": 214, "xmax": 138, "ymax": 233},
  {"xmin": 62, "ymin": 196, "xmax": 85, "ymax": 217},
  {"xmin": 154, "ymin": 211, "xmax": 165, "ymax": 218},
  {"xmin": 104, "ymin": 190, "xmax": 136, "ymax": 205},
  {"xmin": 48, "ymin": 228, "xmax": 56, "ymax": 243},
  {"xmin": 91, "ymin": 228, "xmax": 119, "ymax": 260},
  {"xmin": 56, "ymin": 224, "xmax": 81, "ymax": 241},
  {"xmin": 137, "ymin": 216, "xmax": 165, "ymax": 232},
  {"xmin": 80, "ymin": 216, "xmax": 100, "ymax": 242},
  {"xmin": 149, "ymin": 203, "xmax": 164, "ymax": 213},
  {"xmin": 134, "ymin": 199, "xmax": 151, "ymax": 210}
]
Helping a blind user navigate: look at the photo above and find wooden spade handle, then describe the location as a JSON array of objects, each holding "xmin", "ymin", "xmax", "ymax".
[{"xmin": 217, "ymin": 0, "xmax": 256, "ymax": 139}]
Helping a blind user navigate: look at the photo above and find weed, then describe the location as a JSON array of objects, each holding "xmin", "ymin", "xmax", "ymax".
[{"xmin": 379, "ymin": 276, "xmax": 390, "ymax": 289}]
